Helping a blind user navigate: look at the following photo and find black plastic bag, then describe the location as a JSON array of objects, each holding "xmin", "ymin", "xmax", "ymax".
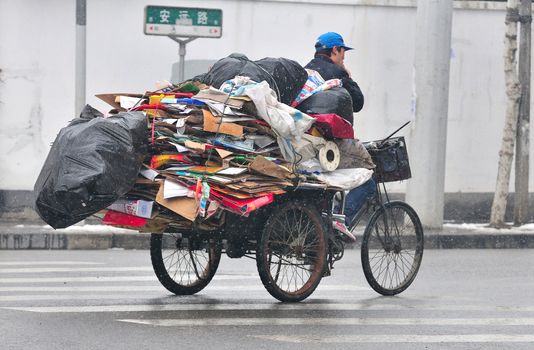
[
  {"xmin": 200, "ymin": 53, "xmax": 307, "ymax": 105},
  {"xmin": 295, "ymin": 87, "xmax": 354, "ymax": 125},
  {"xmin": 34, "ymin": 105, "xmax": 148, "ymax": 229}
]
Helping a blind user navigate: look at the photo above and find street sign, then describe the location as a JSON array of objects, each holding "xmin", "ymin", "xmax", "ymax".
[{"xmin": 144, "ymin": 6, "xmax": 222, "ymax": 38}]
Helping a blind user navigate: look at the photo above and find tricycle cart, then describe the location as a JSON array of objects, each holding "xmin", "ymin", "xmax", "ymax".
[{"xmin": 149, "ymin": 136, "xmax": 424, "ymax": 302}]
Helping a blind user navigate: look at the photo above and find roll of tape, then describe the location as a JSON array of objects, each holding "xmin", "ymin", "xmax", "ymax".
[{"xmin": 318, "ymin": 141, "xmax": 340, "ymax": 171}]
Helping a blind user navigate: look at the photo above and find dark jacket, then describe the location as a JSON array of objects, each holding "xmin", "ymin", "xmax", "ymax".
[{"xmin": 305, "ymin": 55, "xmax": 364, "ymax": 113}]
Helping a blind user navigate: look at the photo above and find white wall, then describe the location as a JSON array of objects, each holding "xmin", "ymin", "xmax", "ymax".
[
  {"xmin": 0, "ymin": 0, "xmax": 75, "ymax": 190},
  {"xmin": 0, "ymin": 0, "xmax": 531, "ymax": 195}
]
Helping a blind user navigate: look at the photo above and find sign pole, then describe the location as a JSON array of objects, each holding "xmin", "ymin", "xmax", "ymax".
[
  {"xmin": 75, "ymin": 0, "xmax": 86, "ymax": 114},
  {"xmin": 168, "ymin": 37, "xmax": 197, "ymax": 82}
]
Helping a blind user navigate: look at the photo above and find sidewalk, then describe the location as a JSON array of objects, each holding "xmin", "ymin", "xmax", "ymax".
[{"xmin": 1, "ymin": 221, "xmax": 534, "ymax": 250}]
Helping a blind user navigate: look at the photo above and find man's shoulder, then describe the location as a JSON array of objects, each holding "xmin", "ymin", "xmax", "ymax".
[
  {"xmin": 306, "ymin": 56, "xmax": 333, "ymax": 67},
  {"xmin": 306, "ymin": 57, "xmax": 346, "ymax": 80}
]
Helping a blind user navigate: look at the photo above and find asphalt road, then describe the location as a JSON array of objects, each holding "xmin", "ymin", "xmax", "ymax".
[{"xmin": 1, "ymin": 249, "xmax": 534, "ymax": 350}]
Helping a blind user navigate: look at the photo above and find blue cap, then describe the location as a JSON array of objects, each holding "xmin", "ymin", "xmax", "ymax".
[{"xmin": 315, "ymin": 32, "xmax": 353, "ymax": 51}]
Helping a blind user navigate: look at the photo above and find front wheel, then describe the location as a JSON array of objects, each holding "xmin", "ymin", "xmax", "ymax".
[
  {"xmin": 361, "ymin": 201, "xmax": 424, "ymax": 296},
  {"xmin": 256, "ymin": 201, "xmax": 327, "ymax": 302},
  {"xmin": 150, "ymin": 232, "xmax": 221, "ymax": 295}
]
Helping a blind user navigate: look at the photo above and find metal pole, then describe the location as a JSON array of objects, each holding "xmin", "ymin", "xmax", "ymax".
[
  {"xmin": 514, "ymin": 0, "xmax": 531, "ymax": 225},
  {"xmin": 179, "ymin": 41, "xmax": 186, "ymax": 83},
  {"xmin": 75, "ymin": 0, "xmax": 86, "ymax": 115},
  {"xmin": 168, "ymin": 37, "xmax": 197, "ymax": 83},
  {"xmin": 406, "ymin": 0, "xmax": 453, "ymax": 228}
]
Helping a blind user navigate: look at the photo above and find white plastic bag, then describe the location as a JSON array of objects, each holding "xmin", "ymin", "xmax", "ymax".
[{"xmin": 314, "ymin": 168, "xmax": 373, "ymax": 190}]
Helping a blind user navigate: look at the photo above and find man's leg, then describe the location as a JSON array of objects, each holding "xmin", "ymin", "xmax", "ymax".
[{"xmin": 344, "ymin": 178, "xmax": 376, "ymax": 225}]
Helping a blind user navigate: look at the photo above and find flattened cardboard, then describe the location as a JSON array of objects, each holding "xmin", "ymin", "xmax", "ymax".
[
  {"xmin": 215, "ymin": 148, "xmax": 233, "ymax": 159},
  {"xmin": 156, "ymin": 182, "xmax": 198, "ymax": 221},
  {"xmin": 96, "ymin": 93, "xmax": 144, "ymax": 111},
  {"xmin": 203, "ymin": 110, "xmax": 243, "ymax": 138},
  {"xmin": 195, "ymin": 88, "xmax": 245, "ymax": 108},
  {"xmin": 184, "ymin": 140, "xmax": 208, "ymax": 152},
  {"xmin": 248, "ymin": 155, "xmax": 296, "ymax": 180}
]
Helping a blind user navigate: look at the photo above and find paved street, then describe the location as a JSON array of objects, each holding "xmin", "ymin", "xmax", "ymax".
[{"xmin": 1, "ymin": 249, "xmax": 534, "ymax": 349}]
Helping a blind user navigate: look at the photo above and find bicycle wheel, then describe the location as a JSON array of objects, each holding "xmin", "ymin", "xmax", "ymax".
[
  {"xmin": 256, "ymin": 201, "xmax": 327, "ymax": 302},
  {"xmin": 361, "ymin": 201, "xmax": 424, "ymax": 295},
  {"xmin": 150, "ymin": 232, "xmax": 221, "ymax": 295}
]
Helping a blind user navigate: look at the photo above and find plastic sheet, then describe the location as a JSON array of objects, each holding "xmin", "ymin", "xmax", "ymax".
[
  {"xmin": 296, "ymin": 87, "xmax": 354, "ymax": 125},
  {"xmin": 200, "ymin": 53, "xmax": 308, "ymax": 105},
  {"xmin": 34, "ymin": 105, "xmax": 148, "ymax": 229}
]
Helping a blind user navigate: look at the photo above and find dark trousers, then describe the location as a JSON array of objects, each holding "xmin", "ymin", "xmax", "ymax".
[{"xmin": 345, "ymin": 178, "xmax": 376, "ymax": 225}]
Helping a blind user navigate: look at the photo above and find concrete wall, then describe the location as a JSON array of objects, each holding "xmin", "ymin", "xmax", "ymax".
[{"xmin": 0, "ymin": 1, "xmax": 530, "ymax": 210}]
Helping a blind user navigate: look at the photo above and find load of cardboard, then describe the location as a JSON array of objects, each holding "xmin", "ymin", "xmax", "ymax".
[{"xmin": 95, "ymin": 80, "xmax": 347, "ymax": 233}]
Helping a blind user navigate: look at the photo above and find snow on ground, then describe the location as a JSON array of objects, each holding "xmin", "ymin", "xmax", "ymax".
[
  {"xmin": 12, "ymin": 224, "xmax": 139, "ymax": 234},
  {"xmin": 444, "ymin": 223, "xmax": 534, "ymax": 234}
]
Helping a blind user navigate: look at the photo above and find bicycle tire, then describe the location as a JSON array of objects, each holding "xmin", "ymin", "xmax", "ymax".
[
  {"xmin": 150, "ymin": 232, "xmax": 221, "ymax": 295},
  {"xmin": 361, "ymin": 201, "xmax": 424, "ymax": 295},
  {"xmin": 256, "ymin": 201, "xmax": 327, "ymax": 302}
]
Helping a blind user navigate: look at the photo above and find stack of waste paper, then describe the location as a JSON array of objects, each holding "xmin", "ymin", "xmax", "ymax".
[{"xmin": 34, "ymin": 55, "xmax": 373, "ymax": 231}]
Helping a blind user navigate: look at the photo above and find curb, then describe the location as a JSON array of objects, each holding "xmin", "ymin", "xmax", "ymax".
[
  {"xmin": 1, "ymin": 224, "xmax": 534, "ymax": 249},
  {"xmin": 0, "ymin": 232, "xmax": 150, "ymax": 250}
]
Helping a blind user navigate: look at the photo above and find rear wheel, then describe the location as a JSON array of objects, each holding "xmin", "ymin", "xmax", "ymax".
[
  {"xmin": 256, "ymin": 201, "xmax": 327, "ymax": 302},
  {"xmin": 361, "ymin": 201, "xmax": 424, "ymax": 295},
  {"xmin": 150, "ymin": 232, "xmax": 221, "ymax": 295}
]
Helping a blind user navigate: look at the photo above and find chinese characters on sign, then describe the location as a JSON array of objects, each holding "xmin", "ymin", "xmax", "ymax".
[
  {"xmin": 144, "ymin": 6, "xmax": 223, "ymax": 38},
  {"xmin": 159, "ymin": 9, "xmax": 170, "ymax": 23}
]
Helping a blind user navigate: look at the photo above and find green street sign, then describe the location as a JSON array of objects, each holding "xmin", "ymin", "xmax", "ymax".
[{"xmin": 144, "ymin": 6, "xmax": 222, "ymax": 38}]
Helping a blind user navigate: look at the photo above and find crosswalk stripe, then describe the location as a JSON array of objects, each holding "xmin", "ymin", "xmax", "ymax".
[
  {"xmin": 0, "ymin": 276, "xmax": 157, "ymax": 283},
  {"xmin": 0, "ymin": 286, "xmax": 168, "ymax": 292},
  {"xmin": 0, "ymin": 267, "xmax": 154, "ymax": 273},
  {"xmin": 253, "ymin": 334, "xmax": 534, "ymax": 343},
  {"xmin": 0, "ymin": 275, "xmax": 256, "ymax": 283},
  {"xmin": 117, "ymin": 317, "xmax": 534, "ymax": 327},
  {"xmin": 0, "ymin": 286, "xmax": 365, "ymax": 301},
  {"xmin": 0, "ymin": 284, "xmax": 364, "ymax": 292},
  {"xmin": 4, "ymin": 302, "xmax": 534, "ymax": 314},
  {"xmin": 0, "ymin": 294, "xmax": 168, "ymax": 301},
  {"xmin": 0, "ymin": 261, "xmax": 104, "ymax": 266}
]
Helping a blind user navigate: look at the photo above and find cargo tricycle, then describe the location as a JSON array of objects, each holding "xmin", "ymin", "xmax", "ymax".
[{"xmin": 149, "ymin": 135, "xmax": 424, "ymax": 302}]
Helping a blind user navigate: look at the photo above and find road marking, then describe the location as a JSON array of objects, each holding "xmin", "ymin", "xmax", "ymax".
[
  {"xmin": 0, "ymin": 286, "xmax": 365, "ymax": 301},
  {"xmin": 0, "ymin": 294, "xmax": 174, "ymax": 301},
  {"xmin": 117, "ymin": 317, "xmax": 534, "ymax": 327},
  {"xmin": 0, "ymin": 267, "xmax": 154, "ymax": 273},
  {"xmin": 0, "ymin": 261, "xmax": 104, "ymax": 266},
  {"xmin": 0, "ymin": 274, "xmax": 257, "ymax": 283},
  {"xmin": 0, "ymin": 284, "xmax": 364, "ymax": 292},
  {"xmin": 252, "ymin": 334, "xmax": 534, "ymax": 343},
  {"xmin": 5, "ymin": 302, "xmax": 534, "ymax": 314},
  {"xmin": 0, "ymin": 286, "xmax": 168, "ymax": 292}
]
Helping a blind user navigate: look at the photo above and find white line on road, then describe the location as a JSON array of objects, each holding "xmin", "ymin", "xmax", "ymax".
[
  {"xmin": 0, "ymin": 284, "xmax": 364, "ymax": 292},
  {"xmin": 5, "ymin": 302, "xmax": 534, "ymax": 314},
  {"xmin": 0, "ymin": 267, "xmax": 154, "ymax": 273},
  {"xmin": 0, "ymin": 285, "xmax": 365, "ymax": 301},
  {"xmin": 0, "ymin": 261, "xmax": 104, "ymax": 266},
  {"xmin": 252, "ymin": 334, "xmax": 534, "ymax": 343},
  {"xmin": 117, "ymin": 317, "xmax": 534, "ymax": 327},
  {"xmin": 0, "ymin": 274, "xmax": 256, "ymax": 283}
]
